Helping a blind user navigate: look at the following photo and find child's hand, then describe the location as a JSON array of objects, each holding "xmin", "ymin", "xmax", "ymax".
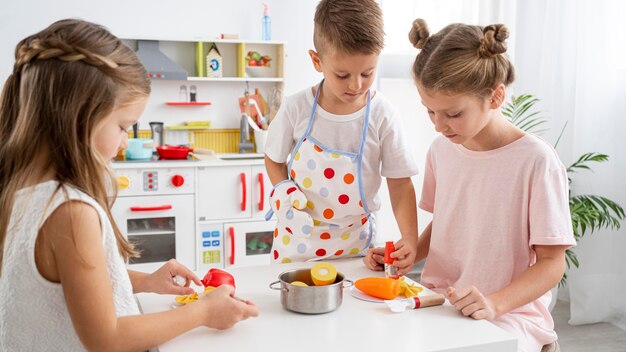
[
  {"xmin": 446, "ymin": 286, "xmax": 497, "ymax": 321},
  {"xmin": 269, "ymin": 180, "xmax": 314, "ymax": 238},
  {"xmin": 199, "ymin": 285, "xmax": 260, "ymax": 330},
  {"xmin": 363, "ymin": 247, "xmax": 385, "ymax": 271},
  {"xmin": 148, "ymin": 259, "xmax": 202, "ymax": 295},
  {"xmin": 270, "ymin": 180, "xmax": 308, "ymax": 211},
  {"xmin": 390, "ymin": 238, "xmax": 418, "ymax": 277}
]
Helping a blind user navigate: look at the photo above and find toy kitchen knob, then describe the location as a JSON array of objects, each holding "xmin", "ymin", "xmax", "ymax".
[
  {"xmin": 117, "ymin": 175, "xmax": 130, "ymax": 190},
  {"xmin": 170, "ymin": 174, "xmax": 185, "ymax": 187}
]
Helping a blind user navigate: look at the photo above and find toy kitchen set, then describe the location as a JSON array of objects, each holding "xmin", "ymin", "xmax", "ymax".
[
  {"xmin": 111, "ymin": 142, "xmax": 275, "ymax": 273},
  {"xmin": 110, "ymin": 36, "xmax": 285, "ymax": 273}
]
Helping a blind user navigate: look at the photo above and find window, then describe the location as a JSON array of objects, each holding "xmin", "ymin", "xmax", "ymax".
[{"xmin": 381, "ymin": 0, "xmax": 507, "ymax": 55}]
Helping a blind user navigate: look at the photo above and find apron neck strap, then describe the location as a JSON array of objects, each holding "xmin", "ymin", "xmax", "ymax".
[{"xmin": 305, "ymin": 79, "xmax": 372, "ymax": 145}]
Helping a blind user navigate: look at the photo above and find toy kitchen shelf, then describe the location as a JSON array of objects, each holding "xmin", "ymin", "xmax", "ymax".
[{"xmin": 123, "ymin": 38, "xmax": 285, "ymax": 82}]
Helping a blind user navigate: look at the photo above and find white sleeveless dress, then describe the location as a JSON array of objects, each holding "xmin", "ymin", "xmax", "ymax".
[{"xmin": 0, "ymin": 180, "xmax": 139, "ymax": 351}]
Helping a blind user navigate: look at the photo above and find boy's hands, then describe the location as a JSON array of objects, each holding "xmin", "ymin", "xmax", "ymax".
[
  {"xmin": 447, "ymin": 286, "xmax": 498, "ymax": 321},
  {"xmin": 363, "ymin": 247, "xmax": 385, "ymax": 271},
  {"xmin": 363, "ymin": 238, "xmax": 418, "ymax": 277},
  {"xmin": 269, "ymin": 180, "xmax": 314, "ymax": 237},
  {"xmin": 270, "ymin": 180, "xmax": 308, "ymax": 211}
]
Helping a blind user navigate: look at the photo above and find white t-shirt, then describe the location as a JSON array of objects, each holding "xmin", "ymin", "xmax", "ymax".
[
  {"xmin": 265, "ymin": 87, "xmax": 419, "ymax": 212},
  {"xmin": 0, "ymin": 181, "xmax": 139, "ymax": 351}
]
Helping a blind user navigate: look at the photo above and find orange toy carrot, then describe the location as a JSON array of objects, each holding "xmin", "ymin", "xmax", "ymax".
[{"xmin": 355, "ymin": 277, "xmax": 401, "ymax": 300}]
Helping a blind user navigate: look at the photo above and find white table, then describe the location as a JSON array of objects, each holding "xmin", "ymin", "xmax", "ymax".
[{"xmin": 136, "ymin": 259, "xmax": 517, "ymax": 352}]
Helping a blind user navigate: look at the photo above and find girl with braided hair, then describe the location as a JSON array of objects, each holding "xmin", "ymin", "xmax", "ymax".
[
  {"xmin": 364, "ymin": 19, "xmax": 574, "ymax": 352},
  {"xmin": 0, "ymin": 19, "xmax": 258, "ymax": 351}
]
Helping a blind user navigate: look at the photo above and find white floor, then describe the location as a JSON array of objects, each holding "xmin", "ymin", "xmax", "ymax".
[{"xmin": 553, "ymin": 300, "xmax": 626, "ymax": 351}]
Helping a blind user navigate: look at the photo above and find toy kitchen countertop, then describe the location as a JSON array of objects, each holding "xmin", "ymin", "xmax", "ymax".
[{"xmin": 111, "ymin": 152, "xmax": 265, "ymax": 169}]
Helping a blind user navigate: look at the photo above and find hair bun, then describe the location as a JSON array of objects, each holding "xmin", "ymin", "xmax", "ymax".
[
  {"xmin": 408, "ymin": 18, "xmax": 430, "ymax": 49},
  {"xmin": 479, "ymin": 24, "xmax": 509, "ymax": 57}
]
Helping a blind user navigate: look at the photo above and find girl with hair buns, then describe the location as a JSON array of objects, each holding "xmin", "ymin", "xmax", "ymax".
[
  {"xmin": 0, "ymin": 19, "xmax": 258, "ymax": 351},
  {"xmin": 364, "ymin": 19, "xmax": 574, "ymax": 352}
]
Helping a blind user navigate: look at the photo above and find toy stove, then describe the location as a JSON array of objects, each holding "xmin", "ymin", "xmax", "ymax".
[{"xmin": 110, "ymin": 155, "xmax": 202, "ymax": 272}]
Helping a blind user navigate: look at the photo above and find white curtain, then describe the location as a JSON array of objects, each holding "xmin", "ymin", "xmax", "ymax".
[
  {"xmin": 556, "ymin": 0, "xmax": 626, "ymax": 330},
  {"xmin": 380, "ymin": 0, "xmax": 626, "ymax": 329}
]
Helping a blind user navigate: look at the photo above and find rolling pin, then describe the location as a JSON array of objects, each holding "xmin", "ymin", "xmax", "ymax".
[{"xmin": 384, "ymin": 294, "xmax": 446, "ymax": 313}]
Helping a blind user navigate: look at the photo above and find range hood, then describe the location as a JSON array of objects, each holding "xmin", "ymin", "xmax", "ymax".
[{"xmin": 135, "ymin": 40, "xmax": 187, "ymax": 80}]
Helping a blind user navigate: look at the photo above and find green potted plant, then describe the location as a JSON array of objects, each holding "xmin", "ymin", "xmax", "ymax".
[{"xmin": 502, "ymin": 94, "xmax": 625, "ymax": 287}]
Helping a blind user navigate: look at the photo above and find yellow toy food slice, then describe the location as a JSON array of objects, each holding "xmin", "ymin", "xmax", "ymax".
[
  {"xmin": 174, "ymin": 286, "xmax": 217, "ymax": 305},
  {"xmin": 311, "ymin": 262, "xmax": 337, "ymax": 286},
  {"xmin": 398, "ymin": 277, "xmax": 424, "ymax": 298},
  {"xmin": 291, "ymin": 281, "xmax": 308, "ymax": 286},
  {"xmin": 175, "ymin": 292, "xmax": 199, "ymax": 305}
]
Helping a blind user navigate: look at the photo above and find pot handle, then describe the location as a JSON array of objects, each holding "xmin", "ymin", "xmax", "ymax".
[
  {"xmin": 269, "ymin": 280, "xmax": 288, "ymax": 292},
  {"xmin": 342, "ymin": 279, "xmax": 354, "ymax": 289}
]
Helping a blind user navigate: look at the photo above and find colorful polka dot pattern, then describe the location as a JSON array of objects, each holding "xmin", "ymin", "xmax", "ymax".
[
  {"xmin": 270, "ymin": 219, "xmax": 372, "ymax": 263},
  {"xmin": 271, "ymin": 136, "xmax": 373, "ymax": 263}
]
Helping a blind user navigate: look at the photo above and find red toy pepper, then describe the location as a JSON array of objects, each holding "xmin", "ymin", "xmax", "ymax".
[{"xmin": 201, "ymin": 268, "xmax": 236, "ymax": 288}]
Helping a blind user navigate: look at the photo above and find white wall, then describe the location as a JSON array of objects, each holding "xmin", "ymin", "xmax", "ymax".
[
  {"xmin": 375, "ymin": 78, "xmax": 438, "ymax": 244},
  {"xmin": 0, "ymin": 0, "xmax": 322, "ymax": 130}
]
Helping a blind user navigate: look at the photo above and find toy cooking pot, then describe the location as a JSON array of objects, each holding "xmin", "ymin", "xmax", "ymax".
[
  {"xmin": 125, "ymin": 138, "xmax": 154, "ymax": 160},
  {"xmin": 156, "ymin": 145, "xmax": 213, "ymax": 159},
  {"xmin": 269, "ymin": 268, "xmax": 353, "ymax": 314}
]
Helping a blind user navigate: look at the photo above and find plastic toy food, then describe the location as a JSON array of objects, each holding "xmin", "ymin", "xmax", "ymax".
[
  {"xmin": 355, "ymin": 277, "xmax": 401, "ymax": 300},
  {"xmin": 399, "ymin": 278, "xmax": 423, "ymax": 298},
  {"xmin": 175, "ymin": 292, "xmax": 199, "ymax": 305},
  {"xmin": 310, "ymin": 262, "xmax": 337, "ymax": 286},
  {"xmin": 290, "ymin": 281, "xmax": 308, "ymax": 286},
  {"xmin": 175, "ymin": 269, "xmax": 235, "ymax": 306},
  {"xmin": 355, "ymin": 277, "xmax": 423, "ymax": 300},
  {"xmin": 245, "ymin": 51, "xmax": 271, "ymax": 67},
  {"xmin": 202, "ymin": 268, "xmax": 236, "ymax": 288},
  {"xmin": 175, "ymin": 286, "xmax": 215, "ymax": 305}
]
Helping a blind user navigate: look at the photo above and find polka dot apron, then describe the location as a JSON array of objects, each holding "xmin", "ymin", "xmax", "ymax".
[{"xmin": 271, "ymin": 81, "xmax": 375, "ymax": 263}]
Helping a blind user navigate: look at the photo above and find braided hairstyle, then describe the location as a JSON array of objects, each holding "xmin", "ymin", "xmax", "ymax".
[
  {"xmin": 408, "ymin": 18, "xmax": 515, "ymax": 97},
  {"xmin": 0, "ymin": 19, "xmax": 151, "ymax": 269}
]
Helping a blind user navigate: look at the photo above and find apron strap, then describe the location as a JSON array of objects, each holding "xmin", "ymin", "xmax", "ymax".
[
  {"xmin": 287, "ymin": 80, "xmax": 324, "ymax": 177},
  {"xmin": 303, "ymin": 80, "xmax": 323, "ymax": 138},
  {"xmin": 356, "ymin": 90, "xmax": 371, "ymax": 213}
]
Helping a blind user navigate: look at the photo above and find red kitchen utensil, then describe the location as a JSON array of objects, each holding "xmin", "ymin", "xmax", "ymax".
[
  {"xmin": 156, "ymin": 145, "xmax": 191, "ymax": 159},
  {"xmin": 156, "ymin": 145, "xmax": 214, "ymax": 159}
]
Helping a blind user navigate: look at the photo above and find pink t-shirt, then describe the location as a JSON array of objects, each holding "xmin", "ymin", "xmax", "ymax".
[{"xmin": 419, "ymin": 134, "xmax": 575, "ymax": 352}]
